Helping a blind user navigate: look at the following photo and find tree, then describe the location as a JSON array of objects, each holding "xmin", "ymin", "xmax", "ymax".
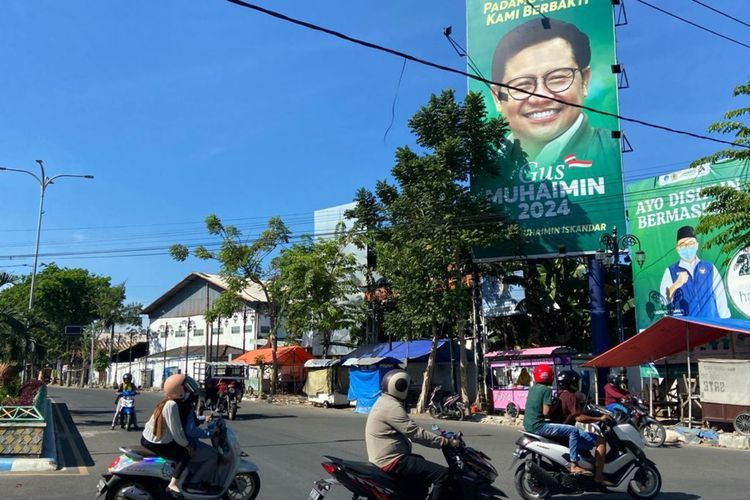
[
  {"xmin": 0, "ymin": 264, "xmax": 133, "ymax": 373},
  {"xmin": 170, "ymin": 216, "xmax": 290, "ymax": 395},
  {"xmin": 348, "ymin": 90, "xmax": 517, "ymax": 412},
  {"xmin": 270, "ymin": 229, "xmax": 365, "ymax": 356},
  {"xmin": 0, "ymin": 272, "xmax": 25, "ymax": 363},
  {"xmin": 694, "ymin": 79, "xmax": 750, "ymax": 253}
]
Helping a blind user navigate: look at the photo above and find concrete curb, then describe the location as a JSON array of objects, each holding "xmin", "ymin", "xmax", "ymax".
[{"xmin": 0, "ymin": 398, "xmax": 58, "ymax": 473}]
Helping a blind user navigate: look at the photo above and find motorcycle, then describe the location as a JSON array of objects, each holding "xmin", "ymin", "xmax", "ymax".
[
  {"xmin": 112, "ymin": 390, "xmax": 137, "ymax": 431},
  {"xmin": 309, "ymin": 426, "xmax": 506, "ymax": 499},
  {"xmin": 428, "ymin": 385, "xmax": 466, "ymax": 421},
  {"xmin": 619, "ymin": 396, "xmax": 666, "ymax": 448},
  {"xmin": 96, "ymin": 417, "xmax": 260, "ymax": 500},
  {"xmin": 512, "ymin": 410, "xmax": 662, "ymax": 500}
]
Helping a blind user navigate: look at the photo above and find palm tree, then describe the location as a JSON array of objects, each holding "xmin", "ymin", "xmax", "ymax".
[{"xmin": 0, "ymin": 272, "xmax": 25, "ymax": 364}]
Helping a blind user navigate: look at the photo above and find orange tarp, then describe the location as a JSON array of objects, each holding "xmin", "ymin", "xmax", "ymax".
[{"xmin": 233, "ymin": 345, "xmax": 313, "ymax": 366}]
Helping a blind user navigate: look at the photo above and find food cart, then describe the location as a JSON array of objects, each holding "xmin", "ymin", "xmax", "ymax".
[
  {"xmin": 698, "ymin": 359, "xmax": 750, "ymax": 435},
  {"xmin": 485, "ymin": 346, "xmax": 575, "ymax": 417},
  {"xmin": 302, "ymin": 358, "xmax": 350, "ymax": 408}
]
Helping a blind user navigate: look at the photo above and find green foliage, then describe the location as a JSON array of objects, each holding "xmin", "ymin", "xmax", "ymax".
[
  {"xmin": 94, "ymin": 347, "xmax": 110, "ymax": 373},
  {"xmin": 694, "ymin": 79, "xmax": 750, "ymax": 254},
  {"xmin": 691, "ymin": 79, "xmax": 750, "ymax": 166},
  {"xmin": 348, "ymin": 90, "xmax": 517, "ymax": 339},
  {"xmin": 269, "ymin": 229, "xmax": 365, "ymax": 354},
  {"xmin": 0, "ymin": 264, "xmax": 134, "ymax": 363},
  {"xmin": 170, "ymin": 215, "xmax": 291, "ymax": 394}
]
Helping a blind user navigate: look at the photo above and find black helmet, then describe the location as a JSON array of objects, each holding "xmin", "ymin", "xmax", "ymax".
[
  {"xmin": 381, "ymin": 369, "xmax": 410, "ymax": 401},
  {"xmin": 183, "ymin": 376, "xmax": 199, "ymax": 396},
  {"xmin": 123, "ymin": 373, "xmax": 132, "ymax": 383},
  {"xmin": 557, "ymin": 370, "xmax": 580, "ymax": 391}
]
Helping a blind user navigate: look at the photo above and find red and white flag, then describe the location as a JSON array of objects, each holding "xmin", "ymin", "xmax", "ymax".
[{"xmin": 563, "ymin": 154, "xmax": 592, "ymax": 168}]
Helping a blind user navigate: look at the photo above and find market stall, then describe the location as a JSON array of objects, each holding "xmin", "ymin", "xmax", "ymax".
[
  {"xmin": 484, "ymin": 346, "xmax": 575, "ymax": 417},
  {"xmin": 698, "ymin": 358, "xmax": 750, "ymax": 435},
  {"xmin": 302, "ymin": 358, "xmax": 349, "ymax": 408},
  {"xmin": 343, "ymin": 356, "xmax": 402, "ymax": 414},
  {"xmin": 584, "ymin": 315, "xmax": 750, "ymax": 427}
]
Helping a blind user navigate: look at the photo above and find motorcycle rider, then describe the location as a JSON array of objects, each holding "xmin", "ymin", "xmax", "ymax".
[
  {"xmin": 365, "ymin": 369, "xmax": 459, "ymax": 500},
  {"xmin": 181, "ymin": 389, "xmax": 221, "ymax": 492},
  {"xmin": 524, "ymin": 364, "xmax": 591, "ymax": 476},
  {"xmin": 604, "ymin": 371, "xmax": 631, "ymax": 414},
  {"xmin": 555, "ymin": 370, "xmax": 613, "ymax": 486},
  {"xmin": 141, "ymin": 374, "xmax": 198, "ymax": 496},
  {"xmin": 112, "ymin": 373, "xmax": 138, "ymax": 430}
]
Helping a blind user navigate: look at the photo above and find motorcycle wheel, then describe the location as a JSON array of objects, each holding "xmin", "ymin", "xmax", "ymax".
[
  {"xmin": 454, "ymin": 404, "xmax": 465, "ymax": 421},
  {"xmin": 640, "ymin": 421, "xmax": 666, "ymax": 447},
  {"xmin": 229, "ymin": 402, "xmax": 238, "ymax": 421},
  {"xmin": 734, "ymin": 412, "xmax": 750, "ymax": 436},
  {"xmin": 627, "ymin": 463, "xmax": 662, "ymax": 499},
  {"xmin": 514, "ymin": 463, "xmax": 550, "ymax": 500},
  {"xmin": 506, "ymin": 402, "xmax": 520, "ymax": 419},
  {"xmin": 429, "ymin": 406, "xmax": 440, "ymax": 419},
  {"xmin": 126, "ymin": 413, "xmax": 134, "ymax": 431},
  {"xmin": 224, "ymin": 471, "xmax": 260, "ymax": 500},
  {"xmin": 106, "ymin": 478, "xmax": 163, "ymax": 500}
]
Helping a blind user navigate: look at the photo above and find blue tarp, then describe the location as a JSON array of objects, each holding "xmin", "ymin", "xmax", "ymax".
[
  {"xmin": 343, "ymin": 340, "xmax": 471, "ymax": 364},
  {"xmin": 348, "ymin": 366, "xmax": 394, "ymax": 414}
]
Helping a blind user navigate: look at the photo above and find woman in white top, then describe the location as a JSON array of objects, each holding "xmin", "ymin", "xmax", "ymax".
[{"xmin": 141, "ymin": 374, "xmax": 198, "ymax": 495}]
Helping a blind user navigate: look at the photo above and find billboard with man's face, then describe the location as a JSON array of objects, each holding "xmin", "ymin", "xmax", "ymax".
[
  {"xmin": 628, "ymin": 159, "xmax": 750, "ymax": 331},
  {"xmin": 468, "ymin": 1, "xmax": 625, "ymax": 259}
]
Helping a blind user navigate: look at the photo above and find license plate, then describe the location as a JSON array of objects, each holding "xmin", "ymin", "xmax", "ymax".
[
  {"xmin": 97, "ymin": 479, "xmax": 107, "ymax": 494},
  {"xmin": 308, "ymin": 487, "xmax": 326, "ymax": 500}
]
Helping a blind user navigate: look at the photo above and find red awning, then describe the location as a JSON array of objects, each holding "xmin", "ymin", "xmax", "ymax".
[
  {"xmin": 583, "ymin": 316, "xmax": 750, "ymax": 368},
  {"xmin": 232, "ymin": 345, "xmax": 313, "ymax": 366}
]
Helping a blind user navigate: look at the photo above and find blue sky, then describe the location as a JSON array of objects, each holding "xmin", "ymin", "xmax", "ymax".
[{"xmin": 0, "ymin": 0, "xmax": 748, "ymax": 307}]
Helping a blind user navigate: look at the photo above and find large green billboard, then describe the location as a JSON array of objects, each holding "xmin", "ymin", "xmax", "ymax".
[
  {"xmin": 468, "ymin": 0, "xmax": 625, "ymax": 259},
  {"xmin": 628, "ymin": 159, "xmax": 750, "ymax": 331}
]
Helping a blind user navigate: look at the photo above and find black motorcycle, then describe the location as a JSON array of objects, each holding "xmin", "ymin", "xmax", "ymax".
[
  {"xmin": 309, "ymin": 426, "xmax": 506, "ymax": 499},
  {"xmin": 620, "ymin": 396, "xmax": 666, "ymax": 448},
  {"xmin": 428, "ymin": 385, "xmax": 467, "ymax": 421}
]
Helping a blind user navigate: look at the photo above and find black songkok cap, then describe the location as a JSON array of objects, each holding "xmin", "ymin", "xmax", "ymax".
[{"xmin": 676, "ymin": 225, "xmax": 695, "ymax": 242}]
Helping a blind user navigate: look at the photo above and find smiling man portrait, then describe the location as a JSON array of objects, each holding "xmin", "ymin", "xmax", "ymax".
[{"xmin": 490, "ymin": 18, "xmax": 618, "ymax": 169}]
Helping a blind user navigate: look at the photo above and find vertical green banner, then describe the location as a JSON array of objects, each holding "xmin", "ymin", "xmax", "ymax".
[
  {"xmin": 468, "ymin": 0, "xmax": 625, "ymax": 259},
  {"xmin": 628, "ymin": 159, "xmax": 750, "ymax": 331}
]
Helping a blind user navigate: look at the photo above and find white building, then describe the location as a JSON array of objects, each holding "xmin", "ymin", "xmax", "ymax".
[{"xmin": 113, "ymin": 272, "xmax": 281, "ymax": 388}]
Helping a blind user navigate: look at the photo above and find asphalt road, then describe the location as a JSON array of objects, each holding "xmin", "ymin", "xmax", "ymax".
[{"xmin": 0, "ymin": 387, "xmax": 748, "ymax": 499}]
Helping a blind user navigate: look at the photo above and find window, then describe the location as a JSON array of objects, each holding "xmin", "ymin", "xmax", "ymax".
[
  {"xmin": 175, "ymin": 329, "xmax": 186, "ymax": 338},
  {"xmin": 244, "ymin": 324, "xmax": 253, "ymax": 333},
  {"xmin": 194, "ymin": 328, "xmax": 204, "ymax": 337},
  {"xmin": 217, "ymin": 327, "xmax": 224, "ymax": 335},
  {"xmin": 231, "ymin": 326, "xmax": 241, "ymax": 334},
  {"xmin": 259, "ymin": 325, "xmax": 271, "ymax": 339}
]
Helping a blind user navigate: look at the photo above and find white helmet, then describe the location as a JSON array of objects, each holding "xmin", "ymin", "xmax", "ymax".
[{"xmin": 381, "ymin": 369, "xmax": 410, "ymax": 401}]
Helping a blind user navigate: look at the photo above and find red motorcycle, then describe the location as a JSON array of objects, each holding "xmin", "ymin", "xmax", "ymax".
[{"xmin": 428, "ymin": 385, "xmax": 466, "ymax": 421}]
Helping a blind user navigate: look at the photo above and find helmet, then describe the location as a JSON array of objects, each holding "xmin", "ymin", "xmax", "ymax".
[
  {"xmin": 164, "ymin": 374, "xmax": 199, "ymax": 401},
  {"xmin": 533, "ymin": 364, "xmax": 554, "ymax": 384},
  {"xmin": 123, "ymin": 373, "xmax": 132, "ymax": 383},
  {"xmin": 381, "ymin": 369, "xmax": 410, "ymax": 401},
  {"xmin": 556, "ymin": 369, "xmax": 580, "ymax": 391},
  {"xmin": 607, "ymin": 372, "xmax": 619, "ymax": 385},
  {"xmin": 616, "ymin": 374, "xmax": 629, "ymax": 389}
]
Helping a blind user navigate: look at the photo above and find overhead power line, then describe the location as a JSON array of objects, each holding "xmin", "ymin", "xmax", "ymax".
[
  {"xmin": 689, "ymin": 0, "xmax": 750, "ymax": 29},
  {"xmin": 635, "ymin": 0, "xmax": 750, "ymax": 49},
  {"xmin": 223, "ymin": 0, "xmax": 749, "ymax": 150}
]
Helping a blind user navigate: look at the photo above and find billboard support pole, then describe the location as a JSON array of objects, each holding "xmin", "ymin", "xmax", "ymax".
[{"xmin": 589, "ymin": 255, "xmax": 610, "ymax": 397}]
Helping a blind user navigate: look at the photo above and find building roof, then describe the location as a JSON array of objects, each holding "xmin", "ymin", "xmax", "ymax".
[
  {"xmin": 142, "ymin": 272, "xmax": 268, "ymax": 314},
  {"xmin": 155, "ymin": 344, "xmax": 245, "ymax": 360}
]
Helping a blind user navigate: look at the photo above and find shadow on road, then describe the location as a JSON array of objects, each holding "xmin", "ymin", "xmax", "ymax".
[
  {"xmin": 557, "ymin": 493, "xmax": 700, "ymax": 499},
  {"xmin": 244, "ymin": 437, "xmax": 365, "ymax": 449},
  {"xmin": 52, "ymin": 402, "xmax": 95, "ymax": 468},
  {"xmin": 232, "ymin": 413, "xmax": 298, "ymax": 421}
]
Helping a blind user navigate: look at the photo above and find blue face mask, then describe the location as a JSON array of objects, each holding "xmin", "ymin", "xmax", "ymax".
[{"xmin": 678, "ymin": 246, "xmax": 698, "ymax": 261}]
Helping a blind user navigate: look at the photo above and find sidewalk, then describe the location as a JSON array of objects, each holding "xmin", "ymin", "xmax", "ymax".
[{"xmin": 0, "ymin": 399, "xmax": 58, "ymax": 473}]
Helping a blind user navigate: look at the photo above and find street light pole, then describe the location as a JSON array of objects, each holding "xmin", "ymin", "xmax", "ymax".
[
  {"xmin": 597, "ymin": 226, "xmax": 646, "ymax": 344},
  {"xmin": 160, "ymin": 323, "xmax": 171, "ymax": 387},
  {"xmin": 0, "ymin": 160, "xmax": 93, "ymax": 382}
]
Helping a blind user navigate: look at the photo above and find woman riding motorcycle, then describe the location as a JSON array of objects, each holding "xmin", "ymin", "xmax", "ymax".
[
  {"xmin": 112, "ymin": 373, "xmax": 138, "ymax": 430},
  {"xmin": 141, "ymin": 374, "xmax": 199, "ymax": 495}
]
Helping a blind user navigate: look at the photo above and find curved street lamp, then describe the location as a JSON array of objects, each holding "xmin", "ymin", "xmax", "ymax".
[
  {"xmin": 596, "ymin": 226, "xmax": 646, "ymax": 344},
  {"xmin": 1, "ymin": 160, "xmax": 93, "ymax": 382}
]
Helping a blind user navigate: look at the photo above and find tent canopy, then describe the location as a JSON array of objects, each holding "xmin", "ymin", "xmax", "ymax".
[
  {"xmin": 342, "ymin": 340, "xmax": 471, "ymax": 365},
  {"xmin": 232, "ymin": 345, "xmax": 312, "ymax": 366},
  {"xmin": 583, "ymin": 316, "xmax": 750, "ymax": 368}
]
